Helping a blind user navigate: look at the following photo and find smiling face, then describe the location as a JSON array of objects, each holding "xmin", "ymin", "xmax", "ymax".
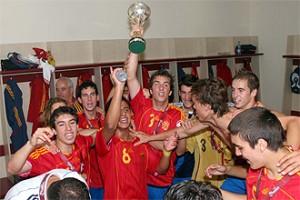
[
  {"xmin": 231, "ymin": 79, "xmax": 257, "ymax": 110},
  {"xmin": 78, "ymin": 87, "xmax": 99, "ymax": 112},
  {"xmin": 231, "ymin": 134, "xmax": 264, "ymax": 170},
  {"xmin": 150, "ymin": 76, "xmax": 172, "ymax": 104},
  {"xmin": 54, "ymin": 114, "xmax": 78, "ymax": 146},
  {"xmin": 118, "ymin": 100, "xmax": 132, "ymax": 129}
]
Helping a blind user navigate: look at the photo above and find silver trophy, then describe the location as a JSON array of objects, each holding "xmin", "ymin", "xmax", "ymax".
[{"xmin": 128, "ymin": 2, "xmax": 151, "ymax": 54}]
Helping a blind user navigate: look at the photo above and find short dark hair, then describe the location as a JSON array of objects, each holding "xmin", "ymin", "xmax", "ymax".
[
  {"xmin": 228, "ymin": 107, "xmax": 286, "ymax": 151},
  {"xmin": 50, "ymin": 106, "xmax": 78, "ymax": 129},
  {"xmin": 233, "ymin": 69, "xmax": 259, "ymax": 92},
  {"xmin": 77, "ymin": 80, "xmax": 98, "ymax": 98},
  {"xmin": 191, "ymin": 78, "xmax": 229, "ymax": 117},
  {"xmin": 47, "ymin": 177, "xmax": 90, "ymax": 200},
  {"xmin": 149, "ymin": 68, "xmax": 174, "ymax": 92},
  {"xmin": 164, "ymin": 180, "xmax": 223, "ymax": 200},
  {"xmin": 105, "ymin": 96, "xmax": 132, "ymax": 114},
  {"xmin": 178, "ymin": 74, "xmax": 198, "ymax": 89}
]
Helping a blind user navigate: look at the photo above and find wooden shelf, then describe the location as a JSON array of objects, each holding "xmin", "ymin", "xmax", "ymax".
[
  {"xmin": 282, "ymin": 55, "xmax": 300, "ymax": 59},
  {"xmin": 0, "ymin": 53, "xmax": 263, "ymax": 83},
  {"xmin": 283, "ymin": 55, "xmax": 300, "ymax": 65}
]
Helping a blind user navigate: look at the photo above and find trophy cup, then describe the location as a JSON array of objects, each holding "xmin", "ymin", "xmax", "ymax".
[{"xmin": 128, "ymin": 2, "xmax": 151, "ymax": 54}]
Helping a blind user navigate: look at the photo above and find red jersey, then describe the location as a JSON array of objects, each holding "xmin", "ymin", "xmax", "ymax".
[
  {"xmin": 96, "ymin": 131, "xmax": 150, "ymax": 199},
  {"xmin": 77, "ymin": 112, "xmax": 104, "ymax": 188},
  {"xmin": 247, "ymin": 168, "xmax": 300, "ymax": 200},
  {"xmin": 131, "ymin": 87, "xmax": 185, "ymax": 186},
  {"xmin": 23, "ymin": 134, "xmax": 93, "ymax": 186}
]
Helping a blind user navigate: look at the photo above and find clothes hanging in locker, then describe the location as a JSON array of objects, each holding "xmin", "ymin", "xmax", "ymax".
[
  {"xmin": 4, "ymin": 79, "xmax": 28, "ymax": 152},
  {"xmin": 27, "ymin": 76, "xmax": 50, "ymax": 134}
]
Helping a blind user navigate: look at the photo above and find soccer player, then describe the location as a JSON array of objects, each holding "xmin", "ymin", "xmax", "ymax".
[
  {"xmin": 96, "ymin": 67, "xmax": 178, "ymax": 199},
  {"xmin": 174, "ymin": 74, "xmax": 233, "ymax": 187},
  {"xmin": 125, "ymin": 53, "xmax": 186, "ymax": 199},
  {"xmin": 7, "ymin": 106, "xmax": 95, "ymax": 186},
  {"xmin": 76, "ymin": 80, "xmax": 105, "ymax": 200},
  {"xmin": 221, "ymin": 107, "xmax": 300, "ymax": 200}
]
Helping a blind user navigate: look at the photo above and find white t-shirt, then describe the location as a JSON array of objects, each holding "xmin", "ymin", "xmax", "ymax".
[{"xmin": 5, "ymin": 169, "xmax": 87, "ymax": 200}]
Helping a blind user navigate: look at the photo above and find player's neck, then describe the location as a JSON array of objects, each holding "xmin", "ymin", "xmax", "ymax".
[
  {"xmin": 153, "ymin": 100, "xmax": 168, "ymax": 111},
  {"xmin": 265, "ymin": 147, "xmax": 290, "ymax": 179},
  {"xmin": 116, "ymin": 129, "xmax": 133, "ymax": 141},
  {"xmin": 211, "ymin": 111, "xmax": 232, "ymax": 136},
  {"xmin": 84, "ymin": 109, "xmax": 97, "ymax": 119},
  {"xmin": 183, "ymin": 105, "xmax": 194, "ymax": 113},
  {"xmin": 56, "ymin": 141, "xmax": 73, "ymax": 154},
  {"xmin": 240, "ymin": 100, "xmax": 257, "ymax": 111}
]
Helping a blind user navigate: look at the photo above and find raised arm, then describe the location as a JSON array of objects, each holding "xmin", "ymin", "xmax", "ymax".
[
  {"xmin": 7, "ymin": 127, "xmax": 55, "ymax": 175},
  {"xmin": 124, "ymin": 53, "xmax": 140, "ymax": 99},
  {"xmin": 101, "ymin": 67, "xmax": 126, "ymax": 143}
]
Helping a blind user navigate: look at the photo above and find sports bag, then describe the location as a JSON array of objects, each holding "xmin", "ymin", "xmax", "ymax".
[{"xmin": 235, "ymin": 44, "xmax": 257, "ymax": 54}]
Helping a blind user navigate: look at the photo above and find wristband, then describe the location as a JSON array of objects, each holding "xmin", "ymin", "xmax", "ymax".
[{"xmin": 163, "ymin": 150, "xmax": 171, "ymax": 157}]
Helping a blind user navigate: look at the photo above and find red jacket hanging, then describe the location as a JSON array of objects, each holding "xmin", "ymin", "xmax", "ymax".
[
  {"xmin": 216, "ymin": 61, "xmax": 232, "ymax": 88},
  {"xmin": 27, "ymin": 76, "xmax": 49, "ymax": 134},
  {"xmin": 102, "ymin": 68, "xmax": 113, "ymax": 104}
]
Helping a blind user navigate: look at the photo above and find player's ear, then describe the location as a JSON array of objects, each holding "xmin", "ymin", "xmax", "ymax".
[
  {"xmin": 257, "ymin": 138, "xmax": 268, "ymax": 152},
  {"xmin": 251, "ymin": 88, "xmax": 258, "ymax": 98}
]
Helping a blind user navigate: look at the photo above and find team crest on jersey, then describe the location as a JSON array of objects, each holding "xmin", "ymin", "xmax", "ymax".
[
  {"xmin": 176, "ymin": 120, "xmax": 183, "ymax": 127},
  {"xmin": 162, "ymin": 121, "xmax": 170, "ymax": 131}
]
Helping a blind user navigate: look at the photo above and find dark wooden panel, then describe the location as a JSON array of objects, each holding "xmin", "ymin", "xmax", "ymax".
[
  {"xmin": 207, "ymin": 59, "xmax": 227, "ymax": 66},
  {"xmin": 142, "ymin": 63, "xmax": 169, "ymax": 71},
  {"xmin": 0, "ymin": 144, "xmax": 14, "ymax": 157},
  {"xmin": 177, "ymin": 61, "xmax": 200, "ymax": 68},
  {"xmin": 291, "ymin": 110, "xmax": 300, "ymax": 116},
  {"xmin": 55, "ymin": 68, "xmax": 94, "ymax": 79},
  {"xmin": 0, "ymin": 177, "xmax": 14, "ymax": 199}
]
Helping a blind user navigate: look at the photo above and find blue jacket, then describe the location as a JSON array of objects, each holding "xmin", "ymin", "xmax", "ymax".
[{"xmin": 4, "ymin": 79, "xmax": 28, "ymax": 152}]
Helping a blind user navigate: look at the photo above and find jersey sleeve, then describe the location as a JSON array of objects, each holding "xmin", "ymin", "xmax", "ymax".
[{"xmin": 96, "ymin": 129, "xmax": 110, "ymax": 156}]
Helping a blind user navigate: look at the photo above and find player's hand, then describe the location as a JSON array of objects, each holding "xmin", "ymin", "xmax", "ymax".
[
  {"xmin": 277, "ymin": 150, "xmax": 300, "ymax": 176},
  {"xmin": 96, "ymin": 106, "xmax": 105, "ymax": 120},
  {"xmin": 205, "ymin": 164, "xmax": 227, "ymax": 178},
  {"xmin": 130, "ymin": 128, "xmax": 150, "ymax": 146},
  {"xmin": 181, "ymin": 119, "xmax": 195, "ymax": 131},
  {"xmin": 30, "ymin": 127, "xmax": 56, "ymax": 148},
  {"xmin": 130, "ymin": 21, "xmax": 144, "ymax": 37},
  {"xmin": 163, "ymin": 132, "xmax": 179, "ymax": 152}
]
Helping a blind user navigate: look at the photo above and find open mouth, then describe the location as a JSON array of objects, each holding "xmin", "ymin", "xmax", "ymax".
[
  {"xmin": 65, "ymin": 133, "xmax": 75, "ymax": 140},
  {"xmin": 158, "ymin": 91, "xmax": 165, "ymax": 97},
  {"xmin": 119, "ymin": 117, "xmax": 128, "ymax": 124}
]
